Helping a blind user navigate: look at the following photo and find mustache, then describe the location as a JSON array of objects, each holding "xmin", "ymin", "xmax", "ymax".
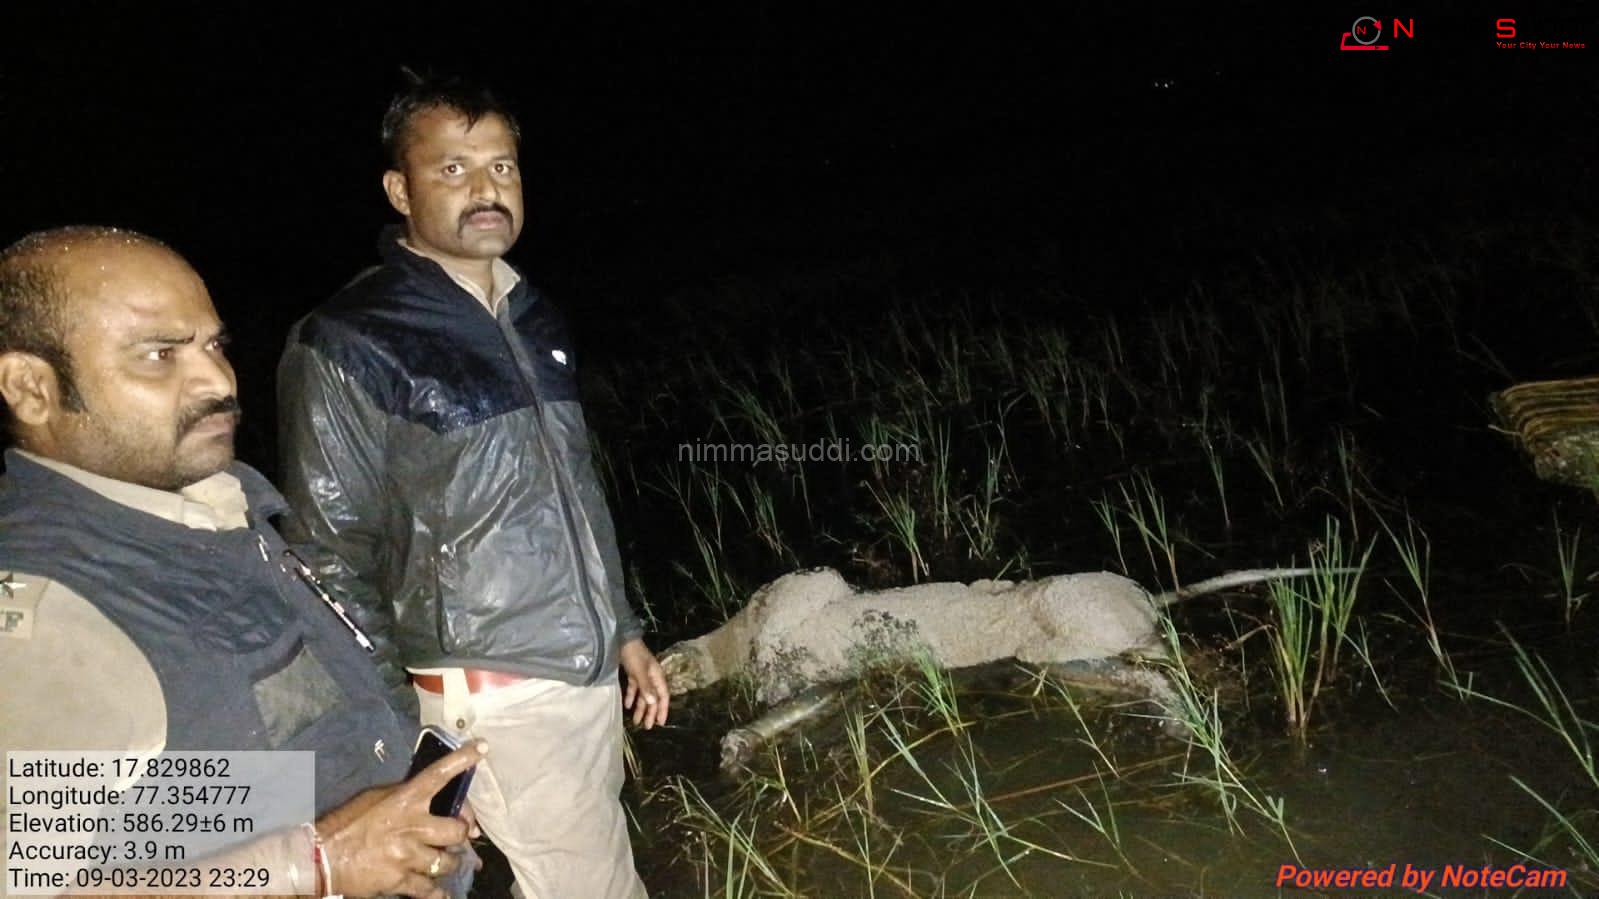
[
  {"xmin": 177, "ymin": 396, "xmax": 242, "ymax": 436},
  {"xmin": 459, "ymin": 202, "xmax": 514, "ymax": 227}
]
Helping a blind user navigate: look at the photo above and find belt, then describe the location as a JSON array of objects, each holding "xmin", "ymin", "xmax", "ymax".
[{"xmin": 410, "ymin": 669, "xmax": 529, "ymax": 695}]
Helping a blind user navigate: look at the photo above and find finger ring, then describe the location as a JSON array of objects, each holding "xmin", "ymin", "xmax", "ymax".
[{"xmin": 426, "ymin": 854, "xmax": 445, "ymax": 878}]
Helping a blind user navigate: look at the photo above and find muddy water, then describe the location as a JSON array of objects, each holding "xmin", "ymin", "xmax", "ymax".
[
  {"xmin": 954, "ymin": 684, "xmax": 1586, "ymax": 896},
  {"xmin": 622, "ymin": 641, "xmax": 1595, "ymax": 898},
  {"xmin": 612, "ymin": 471, "xmax": 1599, "ymax": 899},
  {"xmin": 464, "ymin": 211, "xmax": 1599, "ymax": 896}
]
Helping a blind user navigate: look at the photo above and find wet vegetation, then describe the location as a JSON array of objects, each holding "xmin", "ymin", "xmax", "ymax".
[{"xmin": 567, "ymin": 207, "xmax": 1599, "ymax": 896}]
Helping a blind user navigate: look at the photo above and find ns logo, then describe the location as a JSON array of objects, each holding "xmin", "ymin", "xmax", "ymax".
[{"xmin": 1339, "ymin": 16, "xmax": 1417, "ymax": 51}]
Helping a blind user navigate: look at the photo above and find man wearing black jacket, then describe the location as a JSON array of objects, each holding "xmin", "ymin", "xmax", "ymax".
[{"xmin": 277, "ymin": 75, "xmax": 666, "ymax": 899}]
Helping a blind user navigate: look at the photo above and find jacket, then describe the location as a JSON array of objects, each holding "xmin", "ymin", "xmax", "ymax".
[
  {"xmin": 0, "ymin": 452, "xmax": 414, "ymax": 811},
  {"xmin": 276, "ymin": 229, "xmax": 642, "ymax": 698}
]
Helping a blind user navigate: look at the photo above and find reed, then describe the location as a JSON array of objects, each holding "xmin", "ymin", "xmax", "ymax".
[
  {"xmin": 1552, "ymin": 510, "xmax": 1588, "ymax": 626},
  {"xmin": 1152, "ymin": 614, "xmax": 1296, "ymax": 856},
  {"xmin": 867, "ymin": 480, "xmax": 928, "ymax": 581},
  {"xmin": 1378, "ymin": 513, "xmax": 1466, "ymax": 697}
]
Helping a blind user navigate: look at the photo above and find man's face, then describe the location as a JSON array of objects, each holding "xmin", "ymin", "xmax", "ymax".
[
  {"xmin": 45, "ymin": 243, "xmax": 239, "ymax": 490},
  {"xmin": 386, "ymin": 107, "xmax": 524, "ymax": 266}
]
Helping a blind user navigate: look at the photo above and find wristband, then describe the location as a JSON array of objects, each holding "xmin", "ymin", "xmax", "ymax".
[{"xmin": 305, "ymin": 823, "xmax": 340, "ymax": 899}]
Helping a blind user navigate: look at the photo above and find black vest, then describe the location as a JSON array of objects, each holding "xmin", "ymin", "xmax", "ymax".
[{"xmin": 0, "ymin": 452, "xmax": 413, "ymax": 812}]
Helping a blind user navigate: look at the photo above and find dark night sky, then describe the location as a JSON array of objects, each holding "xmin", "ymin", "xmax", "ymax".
[{"xmin": 1, "ymin": 6, "xmax": 1593, "ymax": 328}]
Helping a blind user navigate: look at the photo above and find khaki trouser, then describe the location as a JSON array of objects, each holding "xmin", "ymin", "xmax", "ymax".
[{"xmin": 416, "ymin": 672, "xmax": 647, "ymax": 899}]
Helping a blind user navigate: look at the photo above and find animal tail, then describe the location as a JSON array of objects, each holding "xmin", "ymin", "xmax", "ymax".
[{"xmin": 1152, "ymin": 567, "xmax": 1362, "ymax": 608}]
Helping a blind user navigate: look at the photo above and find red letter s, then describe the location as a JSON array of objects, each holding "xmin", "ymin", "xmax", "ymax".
[{"xmin": 1496, "ymin": 18, "xmax": 1516, "ymax": 39}]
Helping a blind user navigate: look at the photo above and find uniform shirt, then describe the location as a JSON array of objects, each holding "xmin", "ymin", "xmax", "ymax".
[
  {"xmin": 0, "ymin": 452, "xmax": 317, "ymax": 893},
  {"xmin": 399, "ymin": 238, "xmax": 520, "ymax": 315}
]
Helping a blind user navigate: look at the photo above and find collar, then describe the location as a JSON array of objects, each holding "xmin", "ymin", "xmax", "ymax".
[
  {"xmin": 13, "ymin": 450, "xmax": 250, "ymax": 531},
  {"xmin": 379, "ymin": 226, "xmax": 524, "ymax": 315}
]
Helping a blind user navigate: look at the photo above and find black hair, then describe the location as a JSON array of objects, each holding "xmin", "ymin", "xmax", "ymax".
[
  {"xmin": 0, "ymin": 226, "xmax": 169, "ymax": 441},
  {"xmin": 381, "ymin": 68, "xmax": 522, "ymax": 170}
]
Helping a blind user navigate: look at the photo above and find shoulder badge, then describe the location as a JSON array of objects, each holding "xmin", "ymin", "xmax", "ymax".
[{"xmin": 0, "ymin": 571, "xmax": 46, "ymax": 639}]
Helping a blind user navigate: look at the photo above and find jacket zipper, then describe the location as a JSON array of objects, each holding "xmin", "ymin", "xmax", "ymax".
[{"xmin": 493, "ymin": 300, "xmax": 607, "ymax": 685}]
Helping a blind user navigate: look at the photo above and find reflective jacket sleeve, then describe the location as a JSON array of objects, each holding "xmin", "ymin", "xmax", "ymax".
[{"xmin": 276, "ymin": 337, "xmax": 412, "ymax": 712}]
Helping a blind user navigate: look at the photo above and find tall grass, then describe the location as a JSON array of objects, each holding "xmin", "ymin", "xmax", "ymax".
[
  {"xmin": 1091, "ymin": 493, "xmax": 1128, "ymax": 575},
  {"xmin": 1113, "ymin": 472, "xmax": 1180, "ymax": 592},
  {"xmin": 1153, "ymin": 614, "xmax": 1298, "ymax": 857},
  {"xmin": 1263, "ymin": 578, "xmax": 1317, "ymax": 738},
  {"xmin": 665, "ymin": 777, "xmax": 795, "ymax": 898},
  {"xmin": 957, "ymin": 439, "xmax": 1005, "ymax": 562},
  {"xmin": 1378, "ymin": 513, "xmax": 1466, "ymax": 697},
  {"xmin": 590, "ymin": 219, "xmax": 1599, "ymax": 894},
  {"xmin": 1055, "ymin": 771, "xmax": 1136, "ymax": 874},
  {"xmin": 1262, "ymin": 518, "xmax": 1373, "ymax": 742},
  {"xmin": 1461, "ymin": 629, "xmax": 1599, "ymax": 889},
  {"xmin": 654, "ymin": 464, "xmax": 743, "ymax": 617},
  {"xmin": 1198, "ymin": 434, "xmax": 1231, "ymax": 532},
  {"xmin": 1245, "ymin": 435, "xmax": 1287, "ymax": 511},
  {"xmin": 1461, "ymin": 629, "xmax": 1596, "ymax": 786},
  {"xmin": 1552, "ymin": 510, "xmax": 1588, "ymax": 626},
  {"xmin": 867, "ymin": 480, "xmax": 927, "ymax": 581}
]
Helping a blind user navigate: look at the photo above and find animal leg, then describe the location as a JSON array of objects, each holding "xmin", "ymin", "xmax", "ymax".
[{"xmin": 719, "ymin": 684, "xmax": 846, "ymax": 772}]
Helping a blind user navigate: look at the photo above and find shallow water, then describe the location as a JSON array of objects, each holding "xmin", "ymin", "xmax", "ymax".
[
  {"xmin": 622, "ymin": 637, "xmax": 1597, "ymax": 897},
  {"xmin": 463, "ymin": 203, "xmax": 1599, "ymax": 896}
]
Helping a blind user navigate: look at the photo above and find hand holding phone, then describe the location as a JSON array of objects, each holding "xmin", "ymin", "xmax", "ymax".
[
  {"xmin": 407, "ymin": 725, "xmax": 477, "ymax": 818},
  {"xmin": 314, "ymin": 739, "xmax": 481, "ymax": 899}
]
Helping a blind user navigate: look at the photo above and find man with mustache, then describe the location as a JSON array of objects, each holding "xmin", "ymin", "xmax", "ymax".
[
  {"xmin": 0, "ymin": 226, "xmax": 486, "ymax": 898},
  {"xmin": 277, "ymin": 74, "xmax": 665, "ymax": 898}
]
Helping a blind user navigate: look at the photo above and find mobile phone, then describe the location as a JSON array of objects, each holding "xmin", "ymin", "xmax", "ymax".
[{"xmin": 406, "ymin": 725, "xmax": 476, "ymax": 818}]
